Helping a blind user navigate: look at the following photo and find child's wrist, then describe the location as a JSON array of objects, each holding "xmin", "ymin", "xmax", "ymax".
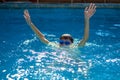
[{"xmin": 85, "ymin": 17, "xmax": 90, "ymax": 21}]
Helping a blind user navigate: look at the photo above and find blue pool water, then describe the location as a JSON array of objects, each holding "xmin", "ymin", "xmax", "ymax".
[{"xmin": 0, "ymin": 7, "xmax": 120, "ymax": 80}]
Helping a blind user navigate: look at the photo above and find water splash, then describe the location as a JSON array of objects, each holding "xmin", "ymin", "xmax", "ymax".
[{"xmin": 6, "ymin": 47, "xmax": 92, "ymax": 80}]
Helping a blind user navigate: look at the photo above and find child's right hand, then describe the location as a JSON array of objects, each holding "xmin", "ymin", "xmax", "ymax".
[{"xmin": 84, "ymin": 3, "xmax": 96, "ymax": 20}]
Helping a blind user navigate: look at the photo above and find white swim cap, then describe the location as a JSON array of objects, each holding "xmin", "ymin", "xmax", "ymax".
[
  {"xmin": 60, "ymin": 34, "xmax": 74, "ymax": 43},
  {"xmin": 61, "ymin": 34, "xmax": 72, "ymax": 37}
]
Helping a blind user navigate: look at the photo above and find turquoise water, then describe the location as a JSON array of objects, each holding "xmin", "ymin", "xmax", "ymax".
[{"xmin": 0, "ymin": 8, "xmax": 120, "ymax": 80}]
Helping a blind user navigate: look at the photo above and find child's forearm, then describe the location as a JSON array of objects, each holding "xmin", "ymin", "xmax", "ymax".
[
  {"xmin": 27, "ymin": 20, "xmax": 49, "ymax": 44},
  {"xmin": 28, "ymin": 22, "xmax": 44, "ymax": 38},
  {"xmin": 83, "ymin": 18, "xmax": 89, "ymax": 41},
  {"xmin": 78, "ymin": 18, "xmax": 89, "ymax": 47}
]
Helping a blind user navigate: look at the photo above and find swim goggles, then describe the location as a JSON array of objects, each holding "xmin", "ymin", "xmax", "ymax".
[{"xmin": 59, "ymin": 40, "xmax": 71, "ymax": 45}]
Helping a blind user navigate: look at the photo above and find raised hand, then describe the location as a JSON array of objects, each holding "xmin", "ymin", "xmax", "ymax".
[
  {"xmin": 84, "ymin": 3, "xmax": 96, "ymax": 19},
  {"xmin": 24, "ymin": 10, "xmax": 31, "ymax": 24}
]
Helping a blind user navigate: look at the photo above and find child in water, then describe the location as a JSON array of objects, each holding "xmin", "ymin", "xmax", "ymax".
[{"xmin": 24, "ymin": 3, "xmax": 96, "ymax": 48}]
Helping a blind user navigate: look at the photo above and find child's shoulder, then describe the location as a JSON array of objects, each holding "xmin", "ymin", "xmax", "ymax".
[{"xmin": 48, "ymin": 42, "xmax": 59, "ymax": 48}]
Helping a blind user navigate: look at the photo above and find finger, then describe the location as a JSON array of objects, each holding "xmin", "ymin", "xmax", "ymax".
[
  {"xmin": 91, "ymin": 3, "xmax": 95, "ymax": 9},
  {"xmin": 85, "ymin": 7, "xmax": 88, "ymax": 11},
  {"xmin": 26, "ymin": 10, "xmax": 30, "ymax": 17},
  {"xmin": 89, "ymin": 3, "xmax": 93, "ymax": 9},
  {"xmin": 93, "ymin": 5, "xmax": 96, "ymax": 11}
]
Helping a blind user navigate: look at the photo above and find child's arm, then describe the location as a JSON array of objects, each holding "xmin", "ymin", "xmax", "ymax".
[
  {"xmin": 78, "ymin": 3, "xmax": 96, "ymax": 47},
  {"xmin": 24, "ymin": 10, "xmax": 49, "ymax": 44}
]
